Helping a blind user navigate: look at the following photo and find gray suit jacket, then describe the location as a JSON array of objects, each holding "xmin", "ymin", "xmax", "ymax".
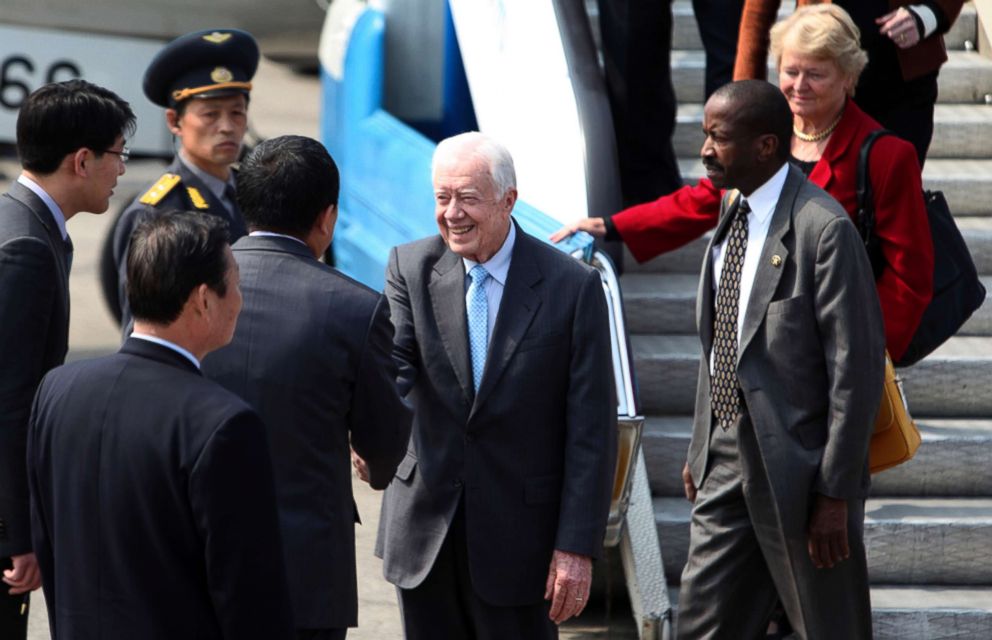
[
  {"xmin": 202, "ymin": 235, "xmax": 411, "ymax": 629},
  {"xmin": 375, "ymin": 222, "xmax": 617, "ymax": 606},
  {"xmin": 688, "ymin": 166, "xmax": 885, "ymax": 531},
  {"xmin": 0, "ymin": 181, "xmax": 70, "ymax": 558}
]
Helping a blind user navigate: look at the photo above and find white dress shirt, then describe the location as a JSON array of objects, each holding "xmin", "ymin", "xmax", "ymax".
[
  {"xmin": 130, "ymin": 333, "xmax": 201, "ymax": 369},
  {"xmin": 249, "ymin": 230, "xmax": 309, "ymax": 247},
  {"xmin": 710, "ymin": 163, "xmax": 789, "ymax": 370},
  {"xmin": 17, "ymin": 174, "xmax": 69, "ymax": 241},
  {"xmin": 463, "ymin": 222, "xmax": 516, "ymax": 345}
]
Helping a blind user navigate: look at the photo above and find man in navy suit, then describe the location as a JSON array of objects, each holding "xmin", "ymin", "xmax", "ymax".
[
  {"xmin": 0, "ymin": 79, "xmax": 134, "ymax": 639},
  {"xmin": 28, "ymin": 212, "xmax": 294, "ymax": 639},
  {"xmin": 375, "ymin": 132, "xmax": 617, "ymax": 639},
  {"xmin": 203, "ymin": 135, "xmax": 412, "ymax": 639}
]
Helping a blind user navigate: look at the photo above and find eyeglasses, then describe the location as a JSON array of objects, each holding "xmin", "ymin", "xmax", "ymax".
[{"xmin": 102, "ymin": 146, "xmax": 130, "ymax": 164}]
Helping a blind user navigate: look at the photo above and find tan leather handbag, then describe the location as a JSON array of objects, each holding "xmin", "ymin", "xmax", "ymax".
[{"xmin": 869, "ymin": 353, "xmax": 921, "ymax": 474}]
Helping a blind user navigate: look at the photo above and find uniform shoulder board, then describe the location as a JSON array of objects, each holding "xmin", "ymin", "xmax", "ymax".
[
  {"xmin": 186, "ymin": 187, "xmax": 210, "ymax": 210},
  {"xmin": 138, "ymin": 173, "xmax": 182, "ymax": 206}
]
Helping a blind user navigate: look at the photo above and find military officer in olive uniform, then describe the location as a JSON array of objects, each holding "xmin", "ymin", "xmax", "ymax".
[{"xmin": 111, "ymin": 28, "xmax": 258, "ymax": 330}]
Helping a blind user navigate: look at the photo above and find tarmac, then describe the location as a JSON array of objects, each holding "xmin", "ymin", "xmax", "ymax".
[{"xmin": 6, "ymin": 59, "xmax": 639, "ymax": 639}]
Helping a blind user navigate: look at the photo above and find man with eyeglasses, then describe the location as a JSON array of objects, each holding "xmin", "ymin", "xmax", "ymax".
[
  {"xmin": 111, "ymin": 28, "xmax": 258, "ymax": 331},
  {"xmin": 0, "ymin": 78, "xmax": 135, "ymax": 640}
]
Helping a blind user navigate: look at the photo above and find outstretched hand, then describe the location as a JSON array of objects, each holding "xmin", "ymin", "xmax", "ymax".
[
  {"xmin": 549, "ymin": 217, "xmax": 607, "ymax": 244},
  {"xmin": 878, "ymin": 7, "xmax": 920, "ymax": 49}
]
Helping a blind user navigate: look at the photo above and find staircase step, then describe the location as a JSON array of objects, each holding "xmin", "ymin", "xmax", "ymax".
[
  {"xmin": 674, "ymin": 103, "xmax": 992, "ymax": 160},
  {"xmin": 672, "ymin": 49, "xmax": 992, "ymax": 106},
  {"xmin": 632, "ymin": 336, "xmax": 992, "ymax": 416},
  {"xmin": 622, "ymin": 272, "xmax": 992, "ymax": 336},
  {"xmin": 675, "ymin": 158, "xmax": 992, "ymax": 216},
  {"xmin": 654, "ymin": 496, "xmax": 992, "ymax": 585},
  {"xmin": 623, "ymin": 217, "xmax": 992, "ymax": 276},
  {"xmin": 642, "ymin": 416, "xmax": 992, "ymax": 497},
  {"xmin": 667, "ymin": 585, "xmax": 992, "ymax": 639}
]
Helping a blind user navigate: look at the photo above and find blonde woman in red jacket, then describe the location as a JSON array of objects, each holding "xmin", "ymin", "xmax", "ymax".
[
  {"xmin": 552, "ymin": 4, "xmax": 933, "ymax": 363},
  {"xmin": 734, "ymin": 0, "xmax": 964, "ymax": 166}
]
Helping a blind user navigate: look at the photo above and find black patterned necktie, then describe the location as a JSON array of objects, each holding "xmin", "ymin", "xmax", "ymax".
[{"xmin": 711, "ymin": 199, "xmax": 750, "ymax": 431}]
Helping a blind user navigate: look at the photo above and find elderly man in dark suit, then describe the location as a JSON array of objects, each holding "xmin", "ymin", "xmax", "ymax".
[
  {"xmin": 202, "ymin": 135, "xmax": 412, "ymax": 640},
  {"xmin": 374, "ymin": 132, "xmax": 617, "ymax": 639},
  {"xmin": 677, "ymin": 80, "xmax": 885, "ymax": 639},
  {"xmin": 0, "ymin": 79, "xmax": 134, "ymax": 639},
  {"xmin": 28, "ymin": 211, "xmax": 293, "ymax": 639}
]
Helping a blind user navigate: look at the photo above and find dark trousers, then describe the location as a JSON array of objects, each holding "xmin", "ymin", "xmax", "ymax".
[
  {"xmin": 397, "ymin": 504, "xmax": 556, "ymax": 640},
  {"xmin": 692, "ymin": 0, "xmax": 746, "ymax": 99},
  {"xmin": 0, "ymin": 558, "xmax": 28, "ymax": 640},
  {"xmin": 297, "ymin": 628, "xmax": 346, "ymax": 640},
  {"xmin": 855, "ymin": 68, "xmax": 938, "ymax": 168},
  {"xmin": 597, "ymin": 0, "xmax": 683, "ymax": 207}
]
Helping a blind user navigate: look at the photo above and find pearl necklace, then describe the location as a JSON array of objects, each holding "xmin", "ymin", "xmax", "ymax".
[{"xmin": 793, "ymin": 111, "xmax": 844, "ymax": 142}]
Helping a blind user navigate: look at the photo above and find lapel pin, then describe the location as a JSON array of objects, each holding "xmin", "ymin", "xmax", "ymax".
[{"xmin": 771, "ymin": 255, "xmax": 783, "ymax": 268}]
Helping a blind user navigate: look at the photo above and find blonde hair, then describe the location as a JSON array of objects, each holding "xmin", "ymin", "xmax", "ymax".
[{"xmin": 770, "ymin": 4, "xmax": 868, "ymax": 94}]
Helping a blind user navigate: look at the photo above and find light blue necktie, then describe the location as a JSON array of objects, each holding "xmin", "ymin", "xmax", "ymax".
[{"xmin": 467, "ymin": 265, "xmax": 490, "ymax": 392}]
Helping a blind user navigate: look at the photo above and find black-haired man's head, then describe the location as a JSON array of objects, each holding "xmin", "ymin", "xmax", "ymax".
[{"xmin": 701, "ymin": 80, "xmax": 792, "ymax": 195}]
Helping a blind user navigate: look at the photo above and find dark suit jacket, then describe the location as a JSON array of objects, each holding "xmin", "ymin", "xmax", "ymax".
[
  {"xmin": 688, "ymin": 167, "xmax": 886, "ymax": 525},
  {"xmin": 202, "ymin": 235, "xmax": 412, "ymax": 629},
  {"xmin": 734, "ymin": 0, "xmax": 965, "ymax": 81},
  {"xmin": 0, "ymin": 181, "xmax": 70, "ymax": 559},
  {"xmin": 27, "ymin": 338, "xmax": 294, "ymax": 639},
  {"xmin": 375, "ymin": 222, "xmax": 618, "ymax": 607},
  {"xmin": 112, "ymin": 157, "xmax": 248, "ymax": 329}
]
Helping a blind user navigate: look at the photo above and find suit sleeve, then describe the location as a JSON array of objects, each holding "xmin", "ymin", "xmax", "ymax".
[
  {"xmin": 0, "ymin": 236, "xmax": 57, "ymax": 557},
  {"xmin": 813, "ymin": 217, "xmax": 887, "ymax": 499},
  {"xmin": 733, "ymin": 0, "xmax": 782, "ymax": 80},
  {"xmin": 349, "ymin": 294, "xmax": 414, "ymax": 490},
  {"xmin": 610, "ymin": 180, "xmax": 722, "ymax": 263},
  {"xmin": 869, "ymin": 136, "xmax": 933, "ymax": 361},
  {"xmin": 189, "ymin": 410, "xmax": 294, "ymax": 639},
  {"xmin": 556, "ymin": 269, "xmax": 618, "ymax": 558},
  {"xmin": 27, "ymin": 380, "xmax": 56, "ymax": 635},
  {"xmin": 384, "ymin": 247, "xmax": 420, "ymax": 397}
]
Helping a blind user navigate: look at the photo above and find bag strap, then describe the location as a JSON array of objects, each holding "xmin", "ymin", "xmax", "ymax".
[{"xmin": 856, "ymin": 129, "xmax": 894, "ymax": 247}]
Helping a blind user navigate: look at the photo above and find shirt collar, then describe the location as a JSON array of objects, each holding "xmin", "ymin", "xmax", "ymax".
[
  {"xmin": 249, "ymin": 230, "xmax": 309, "ymax": 248},
  {"xmin": 129, "ymin": 333, "xmax": 201, "ymax": 369},
  {"xmin": 178, "ymin": 151, "xmax": 233, "ymax": 201},
  {"xmin": 741, "ymin": 162, "xmax": 789, "ymax": 225},
  {"xmin": 462, "ymin": 221, "xmax": 516, "ymax": 286},
  {"xmin": 17, "ymin": 174, "xmax": 69, "ymax": 241}
]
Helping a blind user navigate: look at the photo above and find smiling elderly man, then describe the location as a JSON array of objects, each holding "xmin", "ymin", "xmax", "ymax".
[{"xmin": 373, "ymin": 132, "xmax": 617, "ymax": 639}]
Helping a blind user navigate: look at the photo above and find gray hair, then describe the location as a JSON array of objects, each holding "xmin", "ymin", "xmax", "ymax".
[{"xmin": 432, "ymin": 131, "xmax": 517, "ymax": 197}]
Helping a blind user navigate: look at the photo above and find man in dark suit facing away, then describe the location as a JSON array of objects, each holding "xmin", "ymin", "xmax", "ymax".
[
  {"xmin": 0, "ymin": 79, "xmax": 134, "ymax": 639},
  {"xmin": 27, "ymin": 212, "xmax": 294, "ymax": 639},
  {"xmin": 202, "ymin": 135, "xmax": 412, "ymax": 640},
  {"xmin": 374, "ymin": 132, "xmax": 618, "ymax": 639}
]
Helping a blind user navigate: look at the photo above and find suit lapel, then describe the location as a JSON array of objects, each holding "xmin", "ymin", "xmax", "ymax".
[
  {"xmin": 428, "ymin": 250, "xmax": 474, "ymax": 407},
  {"xmin": 737, "ymin": 167, "xmax": 802, "ymax": 362},
  {"xmin": 470, "ymin": 229, "xmax": 542, "ymax": 420}
]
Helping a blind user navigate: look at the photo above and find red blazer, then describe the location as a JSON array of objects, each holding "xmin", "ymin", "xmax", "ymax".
[
  {"xmin": 733, "ymin": 0, "xmax": 965, "ymax": 82},
  {"xmin": 611, "ymin": 100, "xmax": 933, "ymax": 361}
]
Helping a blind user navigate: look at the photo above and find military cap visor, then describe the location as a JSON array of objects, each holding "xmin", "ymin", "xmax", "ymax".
[{"xmin": 143, "ymin": 29, "xmax": 260, "ymax": 108}]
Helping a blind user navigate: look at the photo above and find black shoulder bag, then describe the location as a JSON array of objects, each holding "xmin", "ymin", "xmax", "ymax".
[{"xmin": 856, "ymin": 130, "xmax": 986, "ymax": 367}]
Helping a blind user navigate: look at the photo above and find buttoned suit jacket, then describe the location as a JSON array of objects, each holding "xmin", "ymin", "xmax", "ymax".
[
  {"xmin": 375, "ymin": 222, "xmax": 618, "ymax": 607},
  {"xmin": 112, "ymin": 158, "xmax": 247, "ymax": 328},
  {"xmin": 0, "ymin": 181, "xmax": 70, "ymax": 560},
  {"xmin": 688, "ymin": 166, "xmax": 885, "ymax": 537},
  {"xmin": 28, "ymin": 338, "xmax": 294, "ymax": 639},
  {"xmin": 202, "ymin": 235, "xmax": 412, "ymax": 630}
]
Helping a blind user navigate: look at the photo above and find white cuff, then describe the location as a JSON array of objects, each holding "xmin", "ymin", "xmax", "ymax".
[{"xmin": 909, "ymin": 4, "xmax": 938, "ymax": 39}]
